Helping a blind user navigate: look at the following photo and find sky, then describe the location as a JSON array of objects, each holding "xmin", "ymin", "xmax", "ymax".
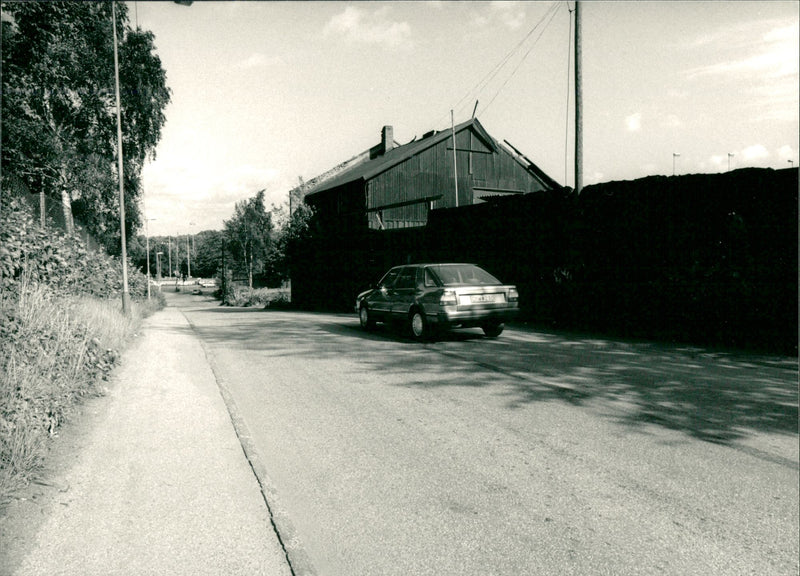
[{"xmin": 131, "ymin": 1, "xmax": 800, "ymax": 236}]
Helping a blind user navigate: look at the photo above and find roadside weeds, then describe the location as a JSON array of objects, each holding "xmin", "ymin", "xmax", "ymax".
[{"xmin": 0, "ymin": 278, "xmax": 163, "ymax": 506}]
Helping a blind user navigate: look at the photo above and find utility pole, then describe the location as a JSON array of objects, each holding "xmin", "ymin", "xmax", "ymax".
[
  {"xmin": 574, "ymin": 0, "xmax": 583, "ymax": 194},
  {"xmin": 451, "ymin": 110, "xmax": 459, "ymax": 207},
  {"xmin": 145, "ymin": 218, "xmax": 151, "ymax": 300},
  {"xmin": 112, "ymin": 1, "xmax": 131, "ymax": 313}
]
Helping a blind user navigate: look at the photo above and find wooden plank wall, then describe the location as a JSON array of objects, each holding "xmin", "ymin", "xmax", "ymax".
[{"xmin": 366, "ymin": 127, "xmax": 549, "ymax": 230}]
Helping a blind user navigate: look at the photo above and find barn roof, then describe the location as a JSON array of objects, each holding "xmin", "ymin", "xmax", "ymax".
[{"xmin": 305, "ymin": 117, "xmax": 558, "ymax": 196}]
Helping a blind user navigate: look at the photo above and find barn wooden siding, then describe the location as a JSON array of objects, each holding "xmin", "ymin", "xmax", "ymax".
[{"xmin": 366, "ymin": 127, "xmax": 550, "ymax": 230}]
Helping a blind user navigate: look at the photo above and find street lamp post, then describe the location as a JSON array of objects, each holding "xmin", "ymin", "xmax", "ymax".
[
  {"xmin": 672, "ymin": 153, "xmax": 680, "ymax": 176},
  {"xmin": 112, "ymin": 2, "xmax": 130, "ymax": 314},
  {"xmin": 728, "ymin": 153, "xmax": 735, "ymax": 172},
  {"xmin": 145, "ymin": 217, "xmax": 155, "ymax": 300},
  {"xmin": 112, "ymin": 0, "xmax": 192, "ymax": 309}
]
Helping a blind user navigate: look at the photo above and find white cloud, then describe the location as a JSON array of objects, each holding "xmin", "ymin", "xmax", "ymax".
[
  {"xmin": 625, "ymin": 113, "xmax": 642, "ymax": 132},
  {"xmin": 234, "ymin": 53, "xmax": 282, "ymax": 70},
  {"xmin": 741, "ymin": 144, "xmax": 769, "ymax": 161},
  {"xmin": 143, "ymin": 159, "xmax": 282, "ymax": 234},
  {"xmin": 589, "ymin": 171, "xmax": 606, "ymax": 185},
  {"xmin": 777, "ymin": 144, "xmax": 796, "ymax": 160},
  {"xmin": 704, "ymin": 154, "xmax": 734, "ymax": 172},
  {"xmin": 469, "ymin": 1, "xmax": 528, "ymax": 30},
  {"xmin": 490, "ymin": 1, "xmax": 527, "ymax": 30},
  {"xmin": 686, "ymin": 23, "xmax": 798, "ymax": 80},
  {"xmin": 324, "ymin": 6, "xmax": 412, "ymax": 49}
]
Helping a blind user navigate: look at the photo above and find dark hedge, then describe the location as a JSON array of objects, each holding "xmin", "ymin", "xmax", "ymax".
[{"xmin": 294, "ymin": 168, "xmax": 798, "ymax": 354}]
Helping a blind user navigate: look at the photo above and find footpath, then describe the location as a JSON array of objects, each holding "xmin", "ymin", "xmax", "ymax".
[{"xmin": 0, "ymin": 304, "xmax": 292, "ymax": 576}]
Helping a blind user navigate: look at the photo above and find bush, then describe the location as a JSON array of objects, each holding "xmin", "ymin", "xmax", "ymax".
[
  {"xmin": 220, "ymin": 284, "xmax": 291, "ymax": 308},
  {"xmin": 0, "ymin": 197, "xmax": 149, "ymax": 300}
]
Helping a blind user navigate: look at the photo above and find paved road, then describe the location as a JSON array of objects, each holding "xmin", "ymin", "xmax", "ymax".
[{"xmin": 173, "ymin": 292, "xmax": 798, "ymax": 576}]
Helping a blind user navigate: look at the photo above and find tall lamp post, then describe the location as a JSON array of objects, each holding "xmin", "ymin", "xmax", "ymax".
[
  {"xmin": 672, "ymin": 152, "xmax": 680, "ymax": 176},
  {"xmin": 112, "ymin": 1, "xmax": 130, "ymax": 313},
  {"xmin": 113, "ymin": 0, "xmax": 192, "ymax": 311},
  {"xmin": 145, "ymin": 217, "xmax": 155, "ymax": 299}
]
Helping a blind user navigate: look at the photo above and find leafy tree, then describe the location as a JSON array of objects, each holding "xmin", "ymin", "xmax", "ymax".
[
  {"xmin": 1, "ymin": 2, "xmax": 170, "ymax": 252},
  {"xmin": 269, "ymin": 195, "xmax": 314, "ymax": 285},
  {"xmin": 192, "ymin": 230, "xmax": 226, "ymax": 278},
  {"xmin": 224, "ymin": 190, "xmax": 273, "ymax": 288}
]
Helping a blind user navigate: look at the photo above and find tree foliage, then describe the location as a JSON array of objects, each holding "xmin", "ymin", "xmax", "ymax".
[
  {"xmin": 269, "ymin": 194, "xmax": 315, "ymax": 286},
  {"xmin": 1, "ymin": 2, "xmax": 170, "ymax": 251},
  {"xmin": 224, "ymin": 190, "xmax": 273, "ymax": 288}
]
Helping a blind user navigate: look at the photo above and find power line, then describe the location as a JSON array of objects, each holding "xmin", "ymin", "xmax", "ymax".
[
  {"xmin": 429, "ymin": 1, "xmax": 562, "ymax": 129},
  {"xmin": 478, "ymin": 2, "xmax": 561, "ymax": 117},
  {"xmin": 458, "ymin": 2, "xmax": 560, "ymax": 115},
  {"xmin": 565, "ymin": 2, "xmax": 574, "ymax": 187}
]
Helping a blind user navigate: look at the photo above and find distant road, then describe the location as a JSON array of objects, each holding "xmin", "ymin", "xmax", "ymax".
[{"xmin": 172, "ymin": 292, "xmax": 799, "ymax": 576}]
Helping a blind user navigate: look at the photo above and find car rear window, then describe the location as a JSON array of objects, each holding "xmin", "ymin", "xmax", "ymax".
[{"xmin": 428, "ymin": 265, "xmax": 501, "ymax": 286}]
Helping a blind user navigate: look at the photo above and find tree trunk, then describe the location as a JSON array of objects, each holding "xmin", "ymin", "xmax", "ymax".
[
  {"xmin": 59, "ymin": 164, "xmax": 74, "ymax": 235},
  {"xmin": 61, "ymin": 187, "xmax": 74, "ymax": 235},
  {"xmin": 248, "ymin": 244, "xmax": 254, "ymax": 289}
]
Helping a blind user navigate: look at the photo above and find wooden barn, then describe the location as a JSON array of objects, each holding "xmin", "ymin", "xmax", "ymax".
[{"xmin": 303, "ymin": 118, "xmax": 559, "ymax": 232}]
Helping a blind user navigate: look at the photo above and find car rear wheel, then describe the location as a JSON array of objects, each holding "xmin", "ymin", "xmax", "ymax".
[
  {"xmin": 482, "ymin": 321, "xmax": 504, "ymax": 338},
  {"xmin": 359, "ymin": 304, "xmax": 375, "ymax": 330},
  {"xmin": 409, "ymin": 309, "xmax": 428, "ymax": 341}
]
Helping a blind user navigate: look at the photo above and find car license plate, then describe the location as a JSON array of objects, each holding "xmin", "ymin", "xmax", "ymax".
[{"xmin": 467, "ymin": 293, "xmax": 504, "ymax": 304}]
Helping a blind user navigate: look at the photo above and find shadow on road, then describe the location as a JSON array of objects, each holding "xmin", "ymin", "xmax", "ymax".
[{"xmin": 171, "ymin": 294, "xmax": 798, "ymax": 450}]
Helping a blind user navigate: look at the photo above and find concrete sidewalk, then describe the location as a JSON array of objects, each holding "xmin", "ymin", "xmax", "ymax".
[{"xmin": 2, "ymin": 305, "xmax": 292, "ymax": 576}]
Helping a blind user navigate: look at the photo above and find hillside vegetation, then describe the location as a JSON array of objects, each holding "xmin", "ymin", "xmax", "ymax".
[{"xmin": 0, "ymin": 199, "xmax": 160, "ymax": 505}]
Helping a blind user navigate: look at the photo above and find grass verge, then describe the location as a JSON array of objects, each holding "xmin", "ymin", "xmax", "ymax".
[{"xmin": 0, "ymin": 277, "xmax": 163, "ymax": 506}]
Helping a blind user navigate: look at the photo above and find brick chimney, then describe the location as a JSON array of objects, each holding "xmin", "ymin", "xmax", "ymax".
[{"xmin": 381, "ymin": 125, "xmax": 394, "ymax": 155}]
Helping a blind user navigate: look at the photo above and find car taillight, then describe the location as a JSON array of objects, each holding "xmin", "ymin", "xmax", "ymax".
[
  {"xmin": 440, "ymin": 289, "xmax": 457, "ymax": 306},
  {"xmin": 508, "ymin": 287, "xmax": 519, "ymax": 302}
]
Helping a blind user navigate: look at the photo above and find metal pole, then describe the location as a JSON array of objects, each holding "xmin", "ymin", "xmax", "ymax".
[
  {"xmin": 146, "ymin": 218, "xmax": 151, "ymax": 300},
  {"xmin": 574, "ymin": 0, "xmax": 583, "ymax": 194},
  {"xmin": 168, "ymin": 236, "xmax": 172, "ymax": 278},
  {"xmin": 187, "ymin": 234, "xmax": 191, "ymax": 279},
  {"xmin": 451, "ymin": 110, "xmax": 459, "ymax": 208},
  {"xmin": 112, "ymin": 2, "xmax": 131, "ymax": 314}
]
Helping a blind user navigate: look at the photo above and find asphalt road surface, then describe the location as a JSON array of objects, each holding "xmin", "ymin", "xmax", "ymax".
[{"xmin": 173, "ymin": 292, "xmax": 798, "ymax": 576}]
